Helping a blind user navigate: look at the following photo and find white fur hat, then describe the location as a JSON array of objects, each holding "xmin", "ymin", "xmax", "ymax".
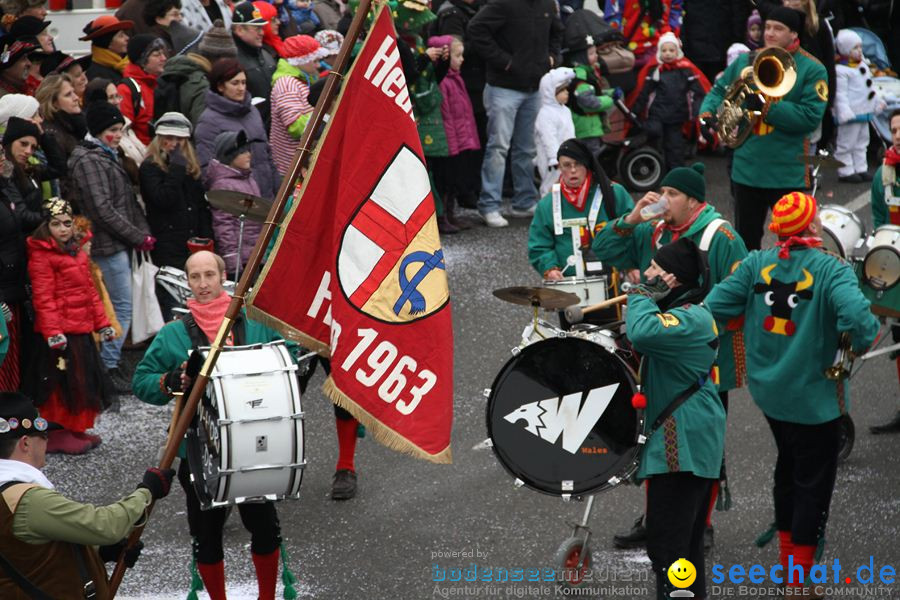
[
  {"xmin": 0, "ymin": 94, "xmax": 38, "ymax": 128},
  {"xmin": 835, "ymin": 29, "xmax": 862, "ymax": 57},
  {"xmin": 656, "ymin": 32, "xmax": 683, "ymax": 63}
]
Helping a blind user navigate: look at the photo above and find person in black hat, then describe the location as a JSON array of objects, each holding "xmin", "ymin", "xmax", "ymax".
[
  {"xmin": 0, "ymin": 40, "xmax": 37, "ymax": 97},
  {"xmin": 116, "ymin": 33, "xmax": 168, "ymax": 146},
  {"xmin": 39, "ymin": 51, "xmax": 90, "ymax": 99},
  {"xmin": 624, "ymin": 238, "xmax": 725, "ymax": 600},
  {"xmin": 0, "ymin": 391, "xmax": 175, "ymax": 598},
  {"xmin": 699, "ymin": 6, "xmax": 828, "ymax": 252},
  {"xmin": 231, "ymin": 0, "xmax": 276, "ymax": 127},
  {"xmin": 527, "ymin": 137, "xmax": 634, "ymax": 326}
]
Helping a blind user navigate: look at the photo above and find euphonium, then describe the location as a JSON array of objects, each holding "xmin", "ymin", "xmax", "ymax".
[{"xmin": 716, "ymin": 47, "xmax": 797, "ymax": 148}]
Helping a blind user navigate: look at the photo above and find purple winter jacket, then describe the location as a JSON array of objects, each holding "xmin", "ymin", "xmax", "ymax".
[
  {"xmin": 204, "ymin": 159, "xmax": 264, "ymax": 274},
  {"xmin": 439, "ymin": 69, "xmax": 480, "ymax": 157},
  {"xmin": 195, "ymin": 90, "xmax": 281, "ymax": 199}
]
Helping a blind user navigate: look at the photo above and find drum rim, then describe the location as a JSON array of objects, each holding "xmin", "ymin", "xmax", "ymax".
[{"xmin": 486, "ymin": 336, "xmax": 642, "ymax": 497}]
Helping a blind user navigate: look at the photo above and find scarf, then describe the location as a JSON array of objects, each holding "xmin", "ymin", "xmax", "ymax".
[
  {"xmin": 90, "ymin": 46, "xmax": 130, "ymax": 73},
  {"xmin": 663, "ymin": 202, "xmax": 707, "ymax": 241},
  {"xmin": 659, "ymin": 57, "xmax": 695, "ymax": 72},
  {"xmin": 0, "ymin": 458, "xmax": 54, "ymax": 489},
  {"xmin": 786, "ymin": 38, "xmax": 801, "ymax": 54},
  {"xmin": 883, "ymin": 147, "xmax": 900, "ymax": 188},
  {"xmin": 85, "ymin": 134, "xmax": 118, "ymax": 161},
  {"xmin": 559, "ymin": 172, "xmax": 593, "ymax": 211},
  {"xmin": 776, "ymin": 236, "xmax": 822, "ymax": 259},
  {"xmin": 186, "ymin": 291, "xmax": 232, "ymax": 345},
  {"xmin": 57, "ymin": 110, "xmax": 89, "ymax": 142}
]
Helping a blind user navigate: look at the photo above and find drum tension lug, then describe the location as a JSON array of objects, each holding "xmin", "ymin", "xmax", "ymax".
[
  {"xmin": 482, "ymin": 389, "xmax": 491, "ymax": 398},
  {"xmin": 513, "ymin": 478, "xmax": 525, "ymax": 489}
]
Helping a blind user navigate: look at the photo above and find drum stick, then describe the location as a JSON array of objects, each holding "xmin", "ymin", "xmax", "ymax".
[{"xmin": 564, "ymin": 295, "xmax": 628, "ymax": 324}]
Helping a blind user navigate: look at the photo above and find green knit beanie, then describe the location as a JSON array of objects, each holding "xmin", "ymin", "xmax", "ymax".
[{"xmin": 660, "ymin": 162, "xmax": 706, "ymax": 202}]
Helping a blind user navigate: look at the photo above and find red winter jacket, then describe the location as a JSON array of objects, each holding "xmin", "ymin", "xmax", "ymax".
[
  {"xmin": 118, "ymin": 64, "xmax": 158, "ymax": 145},
  {"xmin": 26, "ymin": 234, "xmax": 110, "ymax": 338}
]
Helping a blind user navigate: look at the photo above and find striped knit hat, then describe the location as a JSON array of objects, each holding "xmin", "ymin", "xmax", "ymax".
[{"xmin": 769, "ymin": 192, "xmax": 817, "ymax": 237}]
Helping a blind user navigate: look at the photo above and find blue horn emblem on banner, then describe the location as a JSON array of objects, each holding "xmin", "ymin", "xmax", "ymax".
[{"xmin": 393, "ymin": 250, "xmax": 446, "ymax": 315}]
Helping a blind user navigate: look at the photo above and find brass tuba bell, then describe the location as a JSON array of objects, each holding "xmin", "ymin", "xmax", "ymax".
[{"xmin": 716, "ymin": 47, "xmax": 797, "ymax": 148}]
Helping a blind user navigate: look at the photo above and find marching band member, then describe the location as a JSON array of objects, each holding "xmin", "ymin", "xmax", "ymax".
[
  {"xmin": 0, "ymin": 391, "xmax": 174, "ymax": 598},
  {"xmin": 527, "ymin": 138, "xmax": 633, "ymax": 325},
  {"xmin": 133, "ymin": 251, "xmax": 296, "ymax": 600},
  {"xmin": 593, "ymin": 162, "xmax": 747, "ymax": 549},
  {"xmin": 869, "ymin": 108, "xmax": 900, "ymax": 434},
  {"xmin": 624, "ymin": 238, "xmax": 725, "ymax": 600},
  {"xmin": 705, "ymin": 192, "xmax": 879, "ymax": 599},
  {"xmin": 698, "ymin": 7, "xmax": 828, "ymax": 251}
]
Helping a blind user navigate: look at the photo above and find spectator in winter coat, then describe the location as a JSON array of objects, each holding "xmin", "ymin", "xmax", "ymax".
[
  {"xmin": 534, "ymin": 67, "xmax": 575, "ymax": 196},
  {"xmin": 0, "ymin": 40, "xmax": 38, "ymax": 98},
  {"xmin": 231, "ymin": 1, "xmax": 278, "ymax": 127},
  {"xmin": 84, "ymin": 77, "xmax": 148, "ymax": 165},
  {"xmin": 195, "ymin": 58, "xmax": 280, "ymax": 199},
  {"xmin": 0, "ymin": 177, "xmax": 30, "ymax": 391},
  {"xmin": 36, "ymin": 74, "xmax": 88, "ymax": 201},
  {"xmin": 7, "ymin": 16, "xmax": 55, "ymax": 94},
  {"xmin": 25, "ymin": 198, "xmax": 116, "ymax": 455},
  {"xmin": 81, "ymin": 15, "xmax": 133, "ymax": 85},
  {"xmin": 269, "ymin": 34, "xmax": 323, "ymax": 175},
  {"xmin": 39, "ymin": 52, "xmax": 90, "ymax": 101},
  {"xmin": 466, "ymin": 0, "xmax": 563, "ymax": 228},
  {"xmin": 67, "ymin": 101, "xmax": 154, "ymax": 391},
  {"xmin": 631, "ymin": 32, "xmax": 706, "ymax": 172},
  {"xmin": 140, "ymin": 112, "xmax": 212, "ymax": 320},
  {"xmin": 2, "ymin": 116, "xmax": 67, "ymax": 236},
  {"xmin": 203, "ymin": 129, "xmax": 263, "ymax": 275},
  {"xmin": 143, "ymin": 0, "xmax": 202, "ymax": 55},
  {"xmin": 117, "ymin": 34, "xmax": 169, "ymax": 145}
]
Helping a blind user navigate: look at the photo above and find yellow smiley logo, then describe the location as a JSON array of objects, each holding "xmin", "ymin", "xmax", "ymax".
[{"xmin": 667, "ymin": 558, "xmax": 696, "ymax": 589}]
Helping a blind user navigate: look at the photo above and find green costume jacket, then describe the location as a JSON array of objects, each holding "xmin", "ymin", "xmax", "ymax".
[
  {"xmin": 626, "ymin": 294, "xmax": 725, "ymax": 480},
  {"xmin": 871, "ymin": 165, "xmax": 900, "ymax": 228},
  {"xmin": 133, "ymin": 308, "xmax": 290, "ymax": 457},
  {"xmin": 528, "ymin": 181, "xmax": 634, "ymax": 277},
  {"xmin": 592, "ymin": 205, "xmax": 749, "ymax": 391},
  {"xmin": 705, "ymin": 247, "xmax": 880, "ymax": 424},
  {"xmin": 699, "ymin": 48, "xmax": 828, "ymax": 189}
]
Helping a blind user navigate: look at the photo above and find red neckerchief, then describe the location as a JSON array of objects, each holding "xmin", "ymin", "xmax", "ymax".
[
  {"xmin": 776, "ymin": 236, "xmax": 822, "ymax": 259},
  {"xmin": 787, "ymin": 38, "xmax": 801, "ymax": 53},
  {"xmin": 560, "ymin": 172, "xmax": 593, "ymax": 212},
  {"xmin": 652, "ymin": 202, "xmax": 708, "ymax": 245},
  {"xmin": 884, "ymin": 147, "xmax": 900, "ymax": 167},
  {"xmin": 186, "ymin": 292, "xmax": 233, "ymax": 346},
  {"xmin": 659, "ymin": 57, "xmax": 694, "ymax": 71}
]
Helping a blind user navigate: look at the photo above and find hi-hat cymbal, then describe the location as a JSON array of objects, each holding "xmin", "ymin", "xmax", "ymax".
[
  {"xmin": 492, "ymin": 286, "xmax": 580, "ymax": 310},
  {"xmin": 796, "ymin": 154, "xmax": 846, "ymax": 169},
  {"xmin": 206, "ymin": 190, "xmax": 272, "ymax": 222}
]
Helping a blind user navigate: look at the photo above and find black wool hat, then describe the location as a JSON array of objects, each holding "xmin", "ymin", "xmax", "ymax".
[
  {"xmin": 2, "ymin": 116, "xmax": 40, "ymax": 146},
  {"xmin": 85, "ymin": 101, "xmax": 125, "ymax": 136},
  {"xmin": 127, "ymin": 34, "xmax": 165, "ymax": 66},
  {"xmin": 0, "ymin": 392, "xmax": 61, "ymax": 438},
  {"xmin": 765, "ymin": 6, "xmax": 805, "ymax": 33},
  {"xmin": 653, "ymin": 238, "xmax": 703, "ymax": 289}
]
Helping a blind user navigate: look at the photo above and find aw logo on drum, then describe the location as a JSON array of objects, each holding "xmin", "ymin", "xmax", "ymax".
[
  {"xmin": 503, "ymin": 384, "xmax": 619, "ymax": 454},
  {"xmin": 336, "ymin": 145, "xmax": 450, "ymax": 323}
]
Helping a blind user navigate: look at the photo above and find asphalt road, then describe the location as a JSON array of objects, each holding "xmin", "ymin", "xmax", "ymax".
[{"xmin": 43, "ymin": 154, "xmax": 900, "ymax": 599}]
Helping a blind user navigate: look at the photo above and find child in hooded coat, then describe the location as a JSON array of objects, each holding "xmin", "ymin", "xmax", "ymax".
[
  {"xmin": 834, "ymin": 29, "xmax": 883, "ymax": 183},
  {"xmin": 534, "ymin": 67, "xmax": 576, "ymax": 196},
  {"xmin": 631, "ymin": 32, "xmax": 707, "ymax": 172}
]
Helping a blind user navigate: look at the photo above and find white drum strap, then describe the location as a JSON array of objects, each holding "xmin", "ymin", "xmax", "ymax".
[
  {"xmin": 554, "ymin": 186, "xmax": 603, "ymax": 279},
  {"xmin": 552, "ymin": 184, "xmax": 563, "ymax": 235},
  {"xmin": 699, "ymin": 219, "xmax": 727, "ymax": 252}
]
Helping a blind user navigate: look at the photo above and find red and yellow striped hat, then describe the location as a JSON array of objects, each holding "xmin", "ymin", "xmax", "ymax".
[{"xmin": 769, "ymin": 192, "xmax": 817, "ymax": 237}]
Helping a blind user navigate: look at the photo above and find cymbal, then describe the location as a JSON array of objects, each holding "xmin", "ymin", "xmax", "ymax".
[
  {"xmin": 206, "ymin": 190, "xmax": 272, "ymax": 222},
  {"xmin": 492, "ymin": 286, "xmax": 580, "ymax": 310},
  {"xmin": 795, "ymin": 154, "xmax": 846, "ymax": 169}
]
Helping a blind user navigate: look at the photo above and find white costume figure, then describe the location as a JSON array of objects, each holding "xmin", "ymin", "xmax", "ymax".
[
  {"xmin": 534, "ymin": 67, "xmax": 576, "ymax": 196},
  {"xmin": 833, "ymin": 29, "xmax": 883, "ymax": 180}
]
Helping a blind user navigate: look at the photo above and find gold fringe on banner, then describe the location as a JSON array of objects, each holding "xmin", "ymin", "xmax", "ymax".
[{"xmin": 323, "ymin": 376, "xmax": 453, "ymax": 465}]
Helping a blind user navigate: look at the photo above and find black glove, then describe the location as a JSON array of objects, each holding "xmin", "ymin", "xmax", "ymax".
[
  {"xmin": 627, "ymin": 276, "xmax": 672, "ymax": 303},
  {"xmin": 699, "ymin": 116, "xmax": 718, "ymax": 141},
  {"xmin": 99, "ymin": 540, "xmax": 144, "ymax": 568},
  {"xmin": 138, "ymin": 467, "xmax": 175, "ymax": 500},
  {"xmin": 169, "ymin": 145, "xmax": 187, "ymax": 166},
  {"xmin": 163, "ymin": 369, "xmax": 183, "ymax": 394},
  {"xmin": 744, "ymin": 93, "xmax": 765, "ymax": 113}
]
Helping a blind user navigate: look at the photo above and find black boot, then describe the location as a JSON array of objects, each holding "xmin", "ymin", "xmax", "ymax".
[
  {"xmin": 870, "ymin": 410, "xmax": 900, "ymax": 434},
  {"xmin": 445, "ymin": 194, "xmax": 470, "ymax": 231},
  {"xmin": 437, "ymin": 215, "xmax": 460, "ymax": 234},
  {"xmin": 613, "ymin": 515, "xmax": 647, "ymax": 549}
]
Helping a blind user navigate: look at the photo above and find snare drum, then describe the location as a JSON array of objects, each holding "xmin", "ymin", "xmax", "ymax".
[
  {"xmin": 819, "ymin": 205, "xmax": 865, "ymax": 260},
  {"xmin": 486, "ymin": 336, "xmax": 643, "ymax": 497},
  {"xmin": 543, "ymin": 276, "xmax": 608, "ymax": 307},
  {"xmin": 186, "ymin": 342, "xmax": 305, "ymax": 509}
]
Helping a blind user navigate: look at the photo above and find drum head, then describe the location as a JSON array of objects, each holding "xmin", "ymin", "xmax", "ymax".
[
  {"xmin": 486, "ymin": 337, "xmax": 640, "ymax": 497},
  {"xmin": 185, "ymin": 389, "xmax": 221, "ymax": 510},
  {"xmin": 864, "ymin": 246, "xmax": 900, "ymax": 291}
]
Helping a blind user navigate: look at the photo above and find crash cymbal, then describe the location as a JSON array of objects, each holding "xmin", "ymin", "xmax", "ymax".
[
  {"xmin": 796, "ymin": 154, "xmax": 846, "ymax": 169},
  {"xmin": 206, "ymin": 190, "xmax": 272, "ymax": 222},
  {"xmin": 492, "ymin": 286, "xmax": 580, "ymax": 310}
]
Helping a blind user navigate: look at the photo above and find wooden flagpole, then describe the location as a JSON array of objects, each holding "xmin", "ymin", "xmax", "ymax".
[{"xmin": 108, "ymin": 1, "xmax": 377, "ymax": 593}]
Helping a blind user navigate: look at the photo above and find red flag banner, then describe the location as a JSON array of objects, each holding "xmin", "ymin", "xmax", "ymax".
[{"xmin": 248, "ymin": 6, "xmax": 453, "ymax": 463}]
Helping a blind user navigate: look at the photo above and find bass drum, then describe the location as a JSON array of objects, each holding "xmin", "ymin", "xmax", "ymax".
[
  {"xmin": 819, "ymin": 204, "xmax": 865, "ymax": 260},
  {"xmin": 186, "ymin": 342, "xmax": 306, "ymax": 509},
  {"xmin": 486, "ymin": 336, "xmax": 643, "ymax": 497}
]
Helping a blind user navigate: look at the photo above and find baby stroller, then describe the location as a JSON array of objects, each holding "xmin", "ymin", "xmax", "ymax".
[{"xmin": 597, "ymin": 98, "xmax": 666, "ymax": 192}]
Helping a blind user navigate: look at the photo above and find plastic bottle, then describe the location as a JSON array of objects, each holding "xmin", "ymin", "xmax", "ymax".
[{"xmin": 640, "ymin": 197, "xmax": 668, "ymax": 220}]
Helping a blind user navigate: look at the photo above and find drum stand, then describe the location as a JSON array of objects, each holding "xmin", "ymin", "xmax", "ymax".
[
  {"xmin": 234, "ymin": 213, "xmax": 246, "ymax": 282},
  {"xmin": 555, "ymin": 495, "xmax": 595, "ymax": 587}
]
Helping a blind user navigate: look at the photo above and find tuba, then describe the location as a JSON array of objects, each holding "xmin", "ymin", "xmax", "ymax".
[{"xmin": 716, "ymin": 47, "xmax": 797, "ymax": 148}]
